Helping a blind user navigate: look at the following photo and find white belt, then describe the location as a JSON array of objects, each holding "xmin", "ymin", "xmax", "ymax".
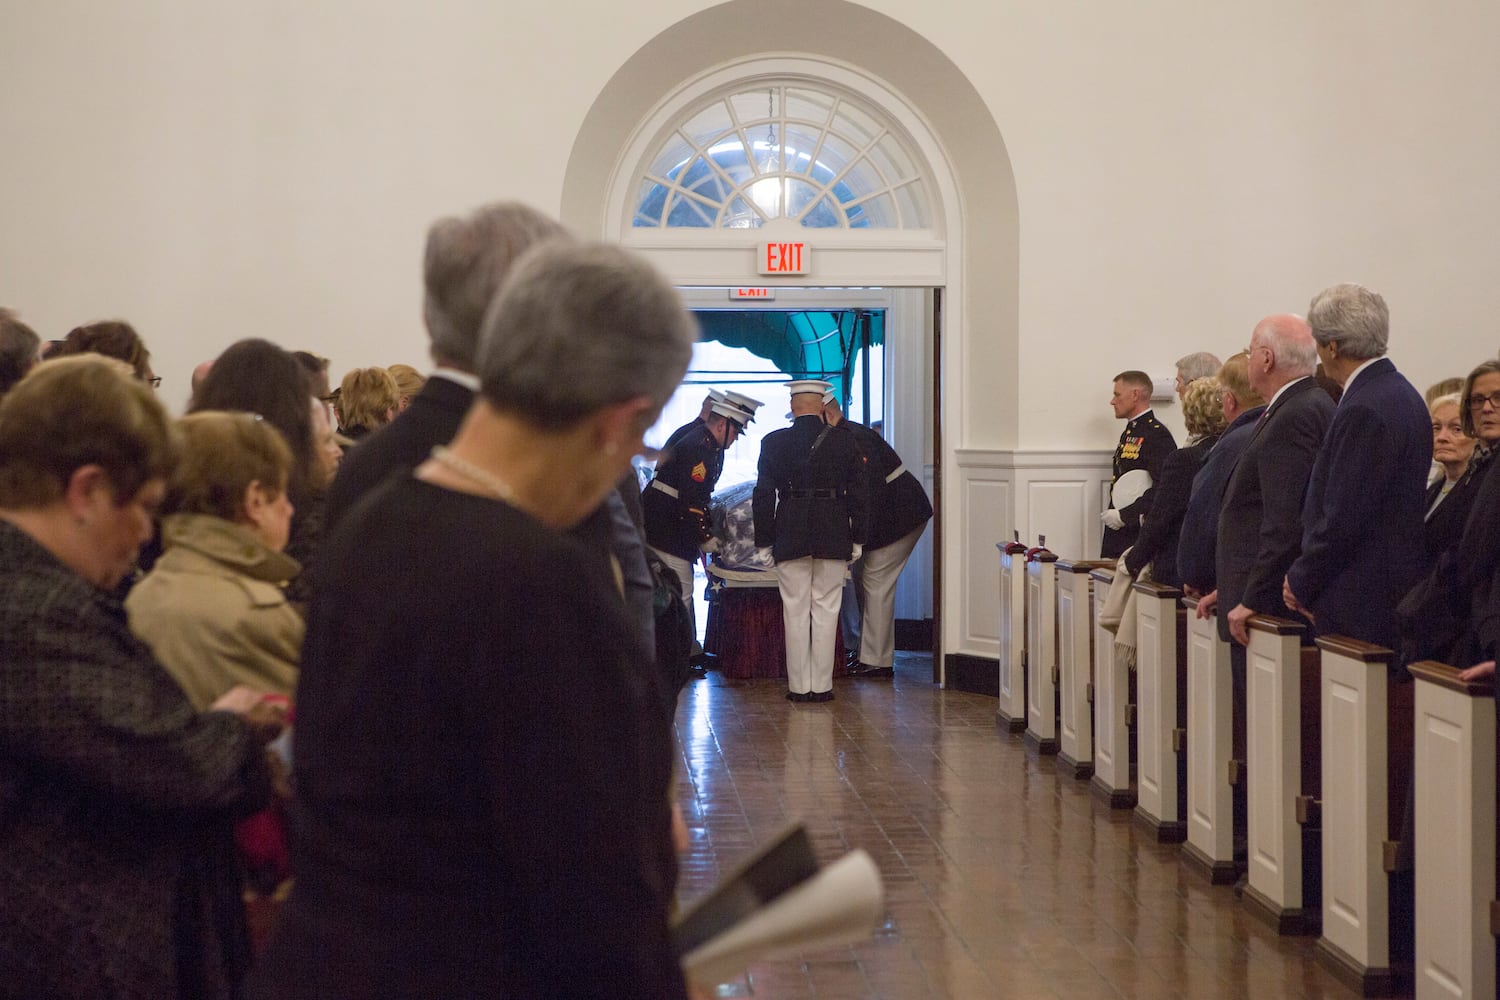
[
  {"xmin": 649, "ymin": 479, "xmax": 680, "ymax": 499},
  {"xmin": 884, "ymin": 464, "xmax": 906, "ymax": 484}
]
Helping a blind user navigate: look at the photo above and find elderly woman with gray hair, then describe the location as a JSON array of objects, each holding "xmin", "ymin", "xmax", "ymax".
[
  {"xmin": 1124, "ymin": 377, "xmax": 1229, "ymax": 587},
  {"xmin": 0, "ymin": 357, "xmax": 283, "ymax": 999},
  {"xmin": 251, "ymin": 240, "xmax": 696, "ymax": 999}
]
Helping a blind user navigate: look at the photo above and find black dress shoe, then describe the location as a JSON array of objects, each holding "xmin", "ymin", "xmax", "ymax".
[
  {"xmin": 809, "ymin": 690, "xmax": 834, "ymax": 703},
  {"xmin": 786, "ymin": 691, "xmax": 812, "ymax": 703},
  {"xmin": 844, "ymin": 650, "xmax": 862, "ymax": 669},
  {"xmin": 857, "ymin": 663, "xmax": 894, "ymax": 679}
]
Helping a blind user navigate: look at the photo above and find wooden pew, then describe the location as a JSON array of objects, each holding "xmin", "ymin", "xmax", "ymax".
[
  {"xmin": 1181, "ymin": 594, "xmax": 1236, "ymax": 884},
  {"xmin": 996, "ymin": 539, "xmax": 1028, "ymax": 733},
  {"xmin": 1090, "ymin": 566, "xmax": 1135, "ymax": 808},
  {"xmin": 1025, "ymin": 547, "xmax": 1060, "ymax": 755},
  {"xmin": 1057, "ymin": 560, "xmax": 1112, "ymax": 778},
  {"xmin": 1314, "ymin": 637, "xmax": 1414, "ymax": 996},
  {"xmin": 1243, "ymin": 614, "xmax": 1322, "ymax": 935},
  {"xmin": 1409, "ymin": 660, "xmax": 1496, "ymax": 1000},
  {"xmin": 1132, "ymin": 580, "xmax": 1188, "ymax": 842}
]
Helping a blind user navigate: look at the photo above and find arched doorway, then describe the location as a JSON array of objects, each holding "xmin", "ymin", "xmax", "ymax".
[{"xmin": 562, "ymin": 0, "xmax": 1019, "ymax": 687}]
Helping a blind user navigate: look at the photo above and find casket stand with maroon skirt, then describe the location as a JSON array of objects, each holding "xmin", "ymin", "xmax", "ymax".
[{"xmin": 702, "ymin": 482, "xmax": 848, "ymax": 681}]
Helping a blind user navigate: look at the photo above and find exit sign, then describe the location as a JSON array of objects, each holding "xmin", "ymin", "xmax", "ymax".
[
  {"xmin": 730, "ymin": 287, "xmax": 775, "ymax": 300},
  {"xmin": 757, "ymin": 241, "xmax": 811, "ymax": 276}
]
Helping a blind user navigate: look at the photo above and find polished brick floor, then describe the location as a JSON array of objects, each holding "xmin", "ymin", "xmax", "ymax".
[{"xmin": 671, "ymin": 653, "xmax": 1364, "ymax": 999}]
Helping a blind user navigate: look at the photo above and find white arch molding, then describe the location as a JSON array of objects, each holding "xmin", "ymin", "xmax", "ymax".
[
  {"xmin": 562, "ymin": 0, "xmax": 1022, "ymax": 688},
  {"xmin": 604, "ymin": 58, "xmax": 951, "ymax": 289}
]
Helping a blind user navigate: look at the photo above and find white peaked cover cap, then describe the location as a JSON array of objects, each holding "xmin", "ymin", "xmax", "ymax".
[
  {"xmin": 1111, "ymin": 469, "xmax": 1153, "ymax": 511},
  {"xmin": 721, "ymin": 390, "xmax": 764, "ymax": 420},
  {"xmin": 786, "ymin": 378, "xmax": 833, "ymax": 397},
  {"xmin": 710, "ymin": 400, "xmax": 755, "ymax": 427}
]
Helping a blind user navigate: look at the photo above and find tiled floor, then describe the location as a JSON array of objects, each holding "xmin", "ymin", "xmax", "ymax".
[{"xmin": 672, "ymin": 652, "xmax": 1364, "ymax": 999}]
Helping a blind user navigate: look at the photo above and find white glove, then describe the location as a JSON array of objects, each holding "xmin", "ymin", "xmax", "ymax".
[
  {"xmin": 755, "ymin": 546, "xmax": 775, "ymax": 565},
  {"xmin": 699, "ymin": 537, "xmax": 722, "ymax": 555},
  {"xmin": 1100, "ymin": 509, "xmax": 1124, "ymax": 531},
  {"xmin": 850, "ymin": 543, "xmax": 863, "ymax": 562}
]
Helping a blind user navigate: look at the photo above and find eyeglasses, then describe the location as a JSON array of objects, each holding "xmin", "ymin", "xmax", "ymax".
[
  {"xmin": 1468, "ymin": 391, "xmax": 1500, "ymax": 411},
  {"xmin": 147, "ymin": 376, "xmax": 162, "ymax": 389}
]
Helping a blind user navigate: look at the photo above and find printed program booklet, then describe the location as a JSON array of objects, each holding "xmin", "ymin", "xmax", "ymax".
[{"xmin": 673, "ymin": 822, "xmax": 885, "ymax": 984}]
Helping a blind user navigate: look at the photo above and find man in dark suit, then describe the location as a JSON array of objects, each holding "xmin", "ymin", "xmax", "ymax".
[
  {"xmin": 1203, "ymin": 315, "xmax": 1334, "ymax": 646},
  {"xmin": 1196, "ymin": 315, "xmax": 1333, "ymax": 881},
  {"xmin": 823, "ymin": 399, "xmax": 931, "ymax": 678},
  {"xmin": 320, "ymin": 202, "xmax": 656, "ymax": 655},
  {"xmin": 1100, "ymin": 370, "xmax": 1175, "ymax": 559},
  {"xmin": 325, "ymin": 202, "xmax": 569, "ymax": 528},
  {"xmin": 754, "ymin": 379, "xmax": 868, "ymax": 702},
  {"xmin": 1283, "ymin": 284, "xmax": 1431, "ymax": 657},
  {"xmin": 1177, "ymin": 352, "xmax": 1266, "ymax": 595}
]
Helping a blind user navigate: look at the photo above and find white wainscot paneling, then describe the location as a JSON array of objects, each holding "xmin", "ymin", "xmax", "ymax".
[
  {"xmin": 950, "ymin": 449, "xmax": 1111, "ymax": 659},
  {"xmin": 1012, "ymin": 451, "xmax": 1112, "ymax": 561},
  {"xmin": 960, "ymin": 470, "xmax": 1011, "ymax": 654},
  {"xmin": 1026, "ymin": 482, "xmax": 1085, "ymax": 556}
]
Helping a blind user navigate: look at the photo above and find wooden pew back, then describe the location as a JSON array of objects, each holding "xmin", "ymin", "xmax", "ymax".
[
  {"xmin": 1244, "ymin": 614, "xmax": 1321, "ymax": 935},
  {"xmin": 1410, "ymin": 661, "xmax": 1496, "ymax": 1000},
  {"xmin": 996, "ymin": 541, "xmax": 1028, "ymax": 733}
]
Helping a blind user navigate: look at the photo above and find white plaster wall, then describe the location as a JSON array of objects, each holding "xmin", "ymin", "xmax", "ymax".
[
  {"xmin": 920, "ymin": 0, "xmax": 1500, "ymax": 450},
  {"xmin": 6, "ymin": 1, "xmax": 1495, "ymax": 426},
  {"xmin": 5, "ymin": 1, "xmax": 1500, "ymax": 665}
]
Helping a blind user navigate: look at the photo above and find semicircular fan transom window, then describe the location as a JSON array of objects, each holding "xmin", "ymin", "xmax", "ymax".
[{"xmin": 632, "ymin": 83, "xmax": 932, "ymax": 230}]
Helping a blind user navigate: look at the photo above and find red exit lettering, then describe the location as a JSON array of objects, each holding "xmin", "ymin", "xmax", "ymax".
[{"xmin": 757, "ymin": 241, "xmax": 811, "ymax": 276}]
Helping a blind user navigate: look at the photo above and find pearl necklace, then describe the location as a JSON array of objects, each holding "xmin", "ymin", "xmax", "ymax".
[{"xmin": 429, "ymin": 446, "xmax": 518, "ymax": 504}]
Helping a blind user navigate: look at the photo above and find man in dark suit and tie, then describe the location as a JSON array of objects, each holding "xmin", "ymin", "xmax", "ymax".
[
  {"xmin": 1283, "ymin": 283, "xmax": 1431, "ymax": 657},
  {"xmin": 1195, "ymin": 314, "xmax": 1333, "ymax": 881},
  {"xmin": 1200, "ymin": 316, "xmax": 1334, "ymax": 645},
  {"xmin": 1177, "ymin": 352, "xmax": 1266, "ymax": 595},
  {"xmin": 325, "ymin": 202, "xmax": 570, "ymax": 528}
]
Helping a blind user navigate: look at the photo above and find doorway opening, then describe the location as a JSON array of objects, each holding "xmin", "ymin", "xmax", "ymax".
[{"xmin": 640, "ymin": 286, "xmax": 934, "ymax": 659}]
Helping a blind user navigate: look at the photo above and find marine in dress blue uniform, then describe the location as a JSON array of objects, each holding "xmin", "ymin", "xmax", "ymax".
[
  {"xmin": 825, "ymin": 400, "xmax": 932, "ymax": 678},
  {"xmin": 643, "ymin": 395, "xmax": 760, "ymax": 635},
  {"xmin": 1101, "ymin": 372, "xmax": 1176, "ymax": 559},
  {"xmin": 753, "ymin": 380, "xmax": 868, "ymax": 701}
]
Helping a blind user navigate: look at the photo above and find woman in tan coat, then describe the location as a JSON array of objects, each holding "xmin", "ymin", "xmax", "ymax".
[{"xmin": 127, "ymin": 411, "xmax": 302, "ymax": 709}]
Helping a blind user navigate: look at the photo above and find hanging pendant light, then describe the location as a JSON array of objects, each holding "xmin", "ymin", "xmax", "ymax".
[{"xmin": 749, "ymin": 87, "xmax": 782, "ymax": 217}]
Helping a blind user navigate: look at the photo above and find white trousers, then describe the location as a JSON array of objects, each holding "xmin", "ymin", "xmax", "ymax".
[
  {"xmin": 650, "ymin": 547, "xmax": 697, "ymax": 643},
  {"xmin": 776, "ymin": 557, "xmax": 846, "ymax": 695},
  {"xmin": 854, "ymin": 525, "xmax": 925, "ymax": 668}
]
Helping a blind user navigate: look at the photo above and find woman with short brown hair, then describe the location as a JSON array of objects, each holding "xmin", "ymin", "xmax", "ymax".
[
  {"xmin": 0, "ymin": 357, "xmax": 280, "ymax": 999},
  {"xmin": 52, "ymin": 318, "xmax": 157, "ymax": 386}
]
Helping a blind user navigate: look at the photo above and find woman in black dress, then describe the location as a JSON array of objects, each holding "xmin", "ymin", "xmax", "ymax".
[{"xmin": 251, "ymin": 240, "xmax": 697, "ymax": 999}]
